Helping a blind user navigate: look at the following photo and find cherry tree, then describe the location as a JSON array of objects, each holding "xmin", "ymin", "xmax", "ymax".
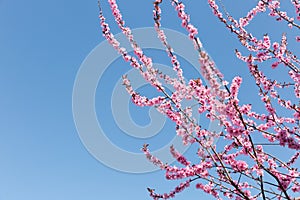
[{"xmin": 97, "ymin": 0, "xmax": 300, "ymax": 199}]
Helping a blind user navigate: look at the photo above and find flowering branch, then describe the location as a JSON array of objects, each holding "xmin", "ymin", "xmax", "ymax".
[{"xmin": 98, "ymin": 0, "xmax": 300, "ymax": 199}]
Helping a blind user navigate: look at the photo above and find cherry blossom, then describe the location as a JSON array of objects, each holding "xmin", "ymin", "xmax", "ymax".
[{"xmin": 98, "ymin": 0, "xmax": 300, "ymax": 199}]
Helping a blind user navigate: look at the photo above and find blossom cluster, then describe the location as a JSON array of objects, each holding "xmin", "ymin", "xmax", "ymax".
[{"xmin": 98, "ymin": 0, "xmax": 300, "ymax": 199}]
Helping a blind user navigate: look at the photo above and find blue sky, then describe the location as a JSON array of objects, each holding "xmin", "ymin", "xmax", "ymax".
[{"xmin": 0, "ymin": 1, "xmax": 298, "ymax": 200}]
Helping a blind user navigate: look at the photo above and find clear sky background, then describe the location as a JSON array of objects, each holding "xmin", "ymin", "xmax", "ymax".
[{"xmin": 0, "ymin": 1, "xmax": 298, "ymax": 200}]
